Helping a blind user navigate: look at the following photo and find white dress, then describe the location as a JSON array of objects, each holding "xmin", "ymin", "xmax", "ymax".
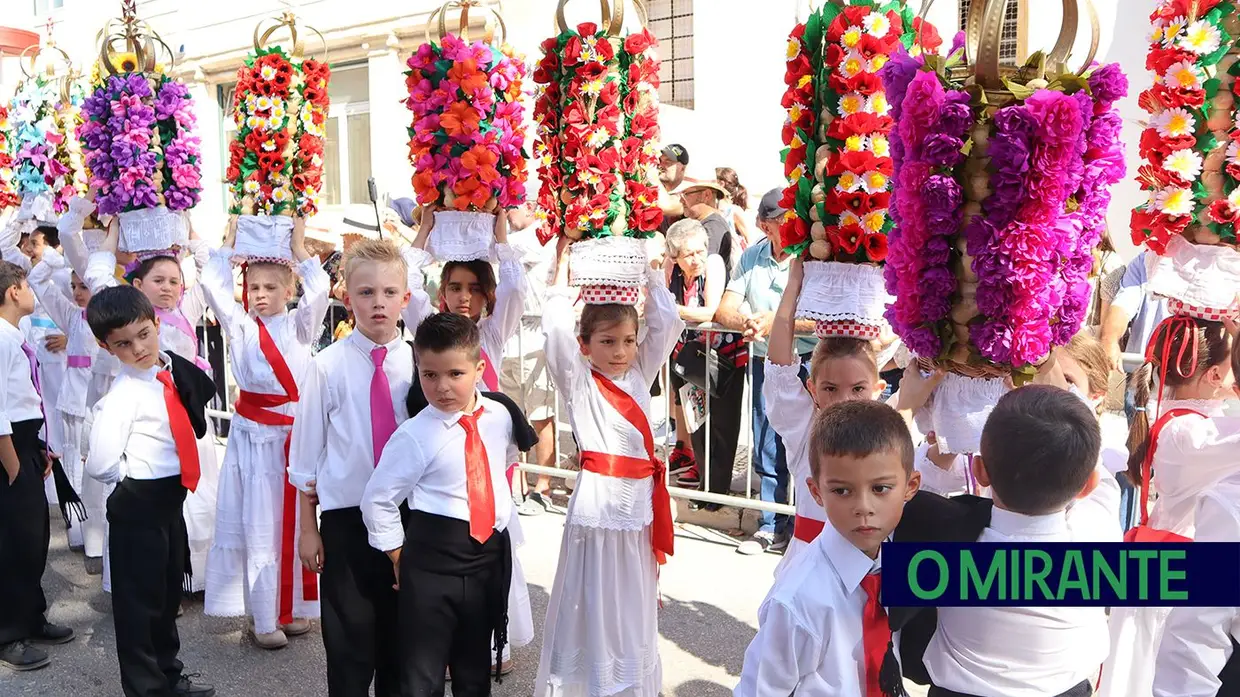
[
  {"xmin": 200, "ymin": 248, "xmax": 329, "ymax": 633},
  {"xmin": 1098, "ymin": 400, "xmax": 1240, "ymax": 697},
  {"xmin": 86, "ymin": 241, "xmax": 220, "ymax": 593},
  {"xmin": 535, "ymin": 269, "xmax": 684, "ymax": 697}
]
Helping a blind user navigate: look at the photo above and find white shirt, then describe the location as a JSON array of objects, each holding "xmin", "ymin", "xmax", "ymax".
[
  {"xmin": 734, "ymin": 522, "xmax": 882, "ymax": 697},
  {"xmin": 28, "ymin": 248, "xmax": 98, "ymax": 418},
  {"xmin": 85, "ymin": 352, "xmax": 184, "ymax": 484},
  {"xmin": 541, "ymin": 267, "xmax": 684, "ymax": 531},
  {"xmin": 1147, "ymin": 399, "xmax": 1240, "ymax": 538},
  {"xmin": 913, "ymin": 439, "xmax": 970, "ymax": 498},
  {"xmin": 361, "ymin": 392, "xmax": 515, "ymax": 552},
  {"xmin": 0, "ymin": 316, "xmax": 42, "ymax": 436},
  {"xmin": 402, "ymin": 243, "xmax": 528, "ymax": 374},
  {"xmin": 925, "ymin": 507, "xmax": 1110, "ymax": 696},
  {"xmin": 1154, "ymin": 474, "xmax": 1240, "ymax": 697},
  {"xmin": 58, "ymin": 208, "xmax": 122, "ymax": 405},
  {"xmin": 201, "ymin": 247, "xmax": 329, "ymax": 440},
  {"xmin": 761, "ymin": 357, "xmax": 824, "ymax": 525},
  {"xmin": 288, "ymin": 329, "xmax": 413, "ymax": 511},
  {"xmin": 1066, "ymin": 460, "xmax": 1124, "ymax": 542},
  {"xmin": 502, "ymin": 224, "xmax": 555, "ymax": 356}
]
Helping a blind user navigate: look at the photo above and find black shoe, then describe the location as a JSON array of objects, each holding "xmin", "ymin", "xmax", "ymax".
[
  {"xmin": 29, "ymin": 622, "xmax": 74, "ymax": 645},
  {"xmin": 173, "ymin": 673, "xmax": 215, "ymax": 696},
  {"xmin": 0, "ymin": 641, "xmax": 50, "ymax": 671},
  {"xmin": 84, "ymin": 556, "xmax": 103, "ymax": 576}
]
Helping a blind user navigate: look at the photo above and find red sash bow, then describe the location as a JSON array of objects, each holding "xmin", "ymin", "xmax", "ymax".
[
  {"xmin": 792, "ymin": 515, "xmax": 825, "ymax": 544},
  {"xmin": 233, "ymin": 318, "xmax": 318, "ymax": 625},
  {"xmin": 1123, "ymin": 408, "xmax": 1203, "ymax": 544},
  {"xmin": 586, "ymin": 370, "xmax": 674, "ymax": 565}
]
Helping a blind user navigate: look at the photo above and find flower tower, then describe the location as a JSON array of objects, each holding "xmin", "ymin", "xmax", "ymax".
[
  {"xmin": 406, "ymin": 0, "xmax": 528, "ymax": 262},
  {"xmin": 8, "ymin": 35, "xmax": 88, "ymax": 222},
  {"xmin": 1130, "ymin": 0, "xmax": 1240, "ymax": 322},
  {"xmin": 779, "ymin": 1, "xmax": 939, "ymax": 340},
  {"xmin": 532, "ymin": 0, "xmax": 661, "ymax": 305},
  {"xmin": 224, "ymin": 11, "xmax": 330, "ymax": 262},
  {"xmin": 883, "ymin": 0, "xmax": 1127, "ymax": 453},
  {"xmin": 0, "ymin": 107, "xmax": 18, "ymax": 212},
  {"xmin": 80, "ymin": 0, "xmax": 202, "ymax": 253}
]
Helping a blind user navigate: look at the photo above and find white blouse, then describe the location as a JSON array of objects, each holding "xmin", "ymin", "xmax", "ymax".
[
  {"xmin": 86, "ymin": 352, "xmax": 183, "ymax": 484},
  {"xmin": 1147, "ymin": 399, "xmax": 1240, "ymax": 538},
  {"xmin": 28, "ymin": 248, "xmax": 97, "ymax": 418},
  {"xmin": 59, "ymin": 204, "xmax": 121, "ymax": 403},
  {"xmin": 541, "ymin": 267, "xmax": 684, "ymax": 531},
  {"xmin": 761, "ymin": 357, "xmax": 824, "ymax": 525},
  {"xmin": 200, "ymin": 248, "xmax": 329, "ymax": 442}
]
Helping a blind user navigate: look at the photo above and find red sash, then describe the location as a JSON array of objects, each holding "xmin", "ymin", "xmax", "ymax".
[
  {"xmin": 584, "ymin": 370, "xmax": 674, "ymax": 565},
  {"xmin": 792, "ymin": 515, "xmax": 825, "ymax": 544},
  {"xmin": 232, "ymin": 318, "xmax": 318, "ymax": 625},
  {"xmin": 480, "ymin": 349, "xmax": 499, "ymax": 392},
  {"xmin": 1123, "ymin": 408, "xmax": 1203, "ymax": 544}
]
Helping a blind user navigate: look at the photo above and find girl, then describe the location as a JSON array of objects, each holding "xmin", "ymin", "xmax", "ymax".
[
  {"xmin": 404, "ymin": 210, "xmax": 534, "ymax": 673},
  {"xmin": 201, "ymin": 218, "xmax": 329, "ymax": 650},
  {"xmin": 85, "ymin": 218, "xmax": 219, "ymax": 594},
  {"xmin": 535, "ymin": 238, "xmax": 684, "ymax": 697},
  {"xmin": 1098, "ymin": 314, "xmax": 1240, "ymax": 697}
]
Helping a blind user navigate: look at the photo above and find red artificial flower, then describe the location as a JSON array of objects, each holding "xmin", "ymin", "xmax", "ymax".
[
  {"xmin": 833, "ymin": 224, "xmax": 864, "ymax": 254},
  {"xmin": 563, "ymin": 36, "xmax": 583, "ymax": 66},
  {"xmin": 1227, "ymin": 161, "xmax": 1240, "ymax": 180},
  {"xmin": 842, "ymin": 5, "xmax": 869, "ymax": 25},
  {"xmin": 786, "ymin": 54, "xmax": 813, "ymax": 85},
  {"xmin": 864, "ymin": 233, "xmax": 889, "ymax": 262},
  {"xmin": 856, "ymin": 34, "xmax": 886, "ymax": 61},
  {"xmin": 784, "ymin": 146, "xmax": 808, "ymax": 178},
  {"xmin": 577, "ymin": 22, "xmax": 598, "ymax": 36},
  {"xmin": 1146, "ymin": 47, "xmax": 1198, "ymax": 76},
  {"xmin": 1208, "ymin": 198, "xmax": 1238, "ymax": 225},
  {"xmin": 828, "ymin": 113, "xmax": 885, "ymax": 140},
  {"xmin": 912, "ymin": 17, "xmax": 942, "ymax": 53},
  {"xmin": 824, "ymin": 44, "xmax": 845, "ymax": 69},
  {"xmin": 630, "ymin": 111, "xmax": 658, "ymax": 139},
  {"xmin": 780, "ymin": 216, "xmax": 809, "ymax": 249},
  {"xmin": 577, "ymin": 61, "xmax": 608, "ymax": 83},
  {"xmin": 1135, "ymin": 163, "xmax": 1178, "ymax": 191},
  {"xmin": 834, "ymin": 150, "xmax": 882, "ymax": 176},
  {"xmin": 598, "ymin": 80, "xmax": 621, "ymax": 107},
  {"xmin": 1152, "ymin": 83, "xmax": 1205, "ymax": 110},
  {"xmin": 780, "ymin": 186, "xmax": 798, "ymax": 210},
  {"xmin": 846, "ymin": 71, "xmax": 884, "ymax": 97},
  {"xmin": 624, "ymin": 30, "xmax": 655, "ymax": 55}
]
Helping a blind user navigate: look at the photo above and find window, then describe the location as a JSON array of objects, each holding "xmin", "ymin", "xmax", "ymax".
[
  {"xmin": 648, "ymin": 0, "xmax": 694, "ymax": 109},
  {"xmin": 958, "ymin": 0, "xmax": 1025, "ymax": 67},
  {"xmin": 218, "ymin": 63, "xmax": 372, "ymax": 210},
  {"xmin": 33, "ymin": 0, "xmax": 64, "ymax": 12}
]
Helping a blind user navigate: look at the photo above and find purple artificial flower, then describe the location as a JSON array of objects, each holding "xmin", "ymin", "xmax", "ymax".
[
  {"xmin": 922, "ymin": 173, "xmax": 962, "ymax": 215},
  {"xmin": 920, "ymin": 133, "xmax": 966, "ymax": 168},
  {"xmin": 1087, "ymin": 63, "xmax": 1128, "ymax": 105}
]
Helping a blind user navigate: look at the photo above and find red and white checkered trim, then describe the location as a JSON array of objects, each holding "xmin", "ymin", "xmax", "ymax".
[
  {"xmin": 1167, "ymin": 298, "xmax": 1239, "ymax": 322},
  {"xmin": 815, "ymin": 320, "xmax": 882, "ymax": 340},
  {"xmin": 233, "ymin": 254, "xmax": 296, "ymax": 268},
  {"xmin": 580, "ymin": 284, "xmax": 641, "ymax": 306}
]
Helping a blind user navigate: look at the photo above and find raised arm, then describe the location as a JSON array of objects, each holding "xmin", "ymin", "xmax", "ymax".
[
  {"xmin": 480, "ymin": 214, "xmax": 529, "ymax": 352},
  {"xmin": 542, "ymin": 240, "xmax": 583, "ymax": 392},
  {"xmin": 400, "ymin": 246, "xmax": 436, "ymax": 333},
  {"xmin": 636, "ymin": 264, "xmax": 688, "ymax": 388},
  {"xmin": 768, "ymin": 256, "xmax": 802, "ymax": 367},
  {"xmin": 28, "ymin": 249, "xmax": 81, "ymax": 333},
  {"xmin": 177, "ymin": 237, "xmax": 212, "ymax": 325},
  {"xmin": 57, "ymin": 197, "xmax": 95, "ymax": 275},
  {"xmin": 292, "ymin": 219, "xmax": 331, "ymax": 346},
  {"xmin": 361, "ymin": 428, "xmax": 427, "ymax": 552},
  {"xmin": 200, "ymin": 221, "xmax": 247, "ymax": 339},
  {"xmin": 84, "ymin": 220, "xmax": 121, "ymax": 293}
]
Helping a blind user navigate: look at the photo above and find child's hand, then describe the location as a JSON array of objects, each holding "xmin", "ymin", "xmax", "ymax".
[
  {"xmin": 104, "ymin": 217, "xmax": 120, "ymax": 254},
  {"xmin": 43, "ymin": 451, "xmax": 53, "ymax": 479},
  {"xmin": 925, "ymin": 433, "xmax": 956, "ymax": 471},
  {"xmin": 223, "ymin": 216, "xmax": 238, "ymax": 248},
  {"xmin": 304, "ymin": 479, "xmax": 320, "ymax": 507},
  {"xmin": 895, "ymin": 365, "xmax": 945, "ymax": 413},
  {"xmin": 788, "ymin": 255, "xmax": 804, "ymax": 286},
  {"xmin": 291, "ymin": 218, "xmax": 310, "ymax": 262},
  {"xmin": 299, "ymin": 525, "xmax": 324, "ymax": 573},
  {"xmin": 493, "ymin": 209, "xmax": 509, "ymax": 244},
  {"xmin": 412, "ymin": 206, "xmax": 435, "ymax": 250},
  {"xmin": 44, "ymin": 334, "xmax": 67, "ymax": 353},
  {"xmin": 387, "ymin": 549, "xmax": 402, "ymax": 590}
]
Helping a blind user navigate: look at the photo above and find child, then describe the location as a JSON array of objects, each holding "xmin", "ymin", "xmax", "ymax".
[
  {"xmin": 922, "ymin": 386, "xmax": 1108, "ymax": 696},
  {"xmin": 84, "ymin": 285, "xmax": 216, "ymax": 697},
  {"xmin": 0, "ymin": 260, "xmax": 74, "ymax": 671},
  {"xmin": 363, "ymin": 312, "xmax": 536, "ymax": 696},
  {"xmin": 534, "ymin": 239, "xmax": 685, "ymax": 697},
  {"xmin": 734, "ymin": 400, "xmax": 920, "ymax": 696},
  {"xmin": 86, "ymin": 220, "xmax": 219, "ymax": 594},
  {"xmin": 1099, "ymin": 315, "xmax": 1240, "ymax": 697},
  {"xmin": 201, "ymin": 218, "xmax": 329, "ymax": 649},
  {"xmin": 17, "ymin": 223, "xmax": 70, "ymax": 472},
  {"xmin": 288, "ymin": 238, "xmax": 412, "ymax": 697}
]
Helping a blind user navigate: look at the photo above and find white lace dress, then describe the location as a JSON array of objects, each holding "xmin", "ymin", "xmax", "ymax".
[
  {"xmin": 1098, "ymin": 399, "xmax": 1240, "ymax": 697},
  {"xmin": 534, "ymin": 268, "xmax": 684, "ymax": 697}
]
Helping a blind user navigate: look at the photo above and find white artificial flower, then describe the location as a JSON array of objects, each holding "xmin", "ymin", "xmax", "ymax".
[
  {"xmin": 1163, "ymin": 60, "xmax": 1204, "ymax": 90},
  {"xmin": 1163, "ymin": 149, "xmax": 1204, "ymax": 182},
  {"xmin": 1178, "ymin": 20, "xmax": 1222, "ymax": 55},
  {"xmin": 1152, "ymin": 107, "xmax": 1196, "ymax": 138},
  {"xmin": 863, "ymin": 12, "xmax": 891, "ymax": 38},
  {"xmin": 1154, "ymin": 186, "xmax": 1194, "ymax": 217}
]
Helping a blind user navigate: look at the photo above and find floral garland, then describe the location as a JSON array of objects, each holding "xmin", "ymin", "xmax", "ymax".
[
  {"xmin": 79, "ymin": 71, "xmax": 203, "ymax": 216},
  {"xmin": 883, "ymin": 50, "xmax": 1127, "ymax": 373},
  {"xmin": 405, "ymin": 34, "xmax": 528, "ymax": 213},
  {"xmin": 778, "ymin": 1, "xmax": 937, "ymax": 263},
  {"xmin": 0, "ymin": 106, "xmax": 18, "ymax": 211},
  {"xmin": 225, "ymin": 47, "xmax": 330, "ymax": 217},
  {"xmin": 532, "ymin": 22, "xmax": 662, "ymax": 242},
  {"xmin": 8, "ymin": 75, "xmax": 88, "ymax": 215},
  {"xmin": 1130, "ymin": 0, "xmax": 1234, "ymax": 252}
]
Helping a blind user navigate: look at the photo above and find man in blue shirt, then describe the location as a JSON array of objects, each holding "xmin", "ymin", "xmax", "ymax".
[
  {"xmin": 714, "ymin": 190, "xmax": 816, "ymax": 554},
  {"xmin": 1099, "ymin": 250, "xmax": 1169, "ymax": 371}
]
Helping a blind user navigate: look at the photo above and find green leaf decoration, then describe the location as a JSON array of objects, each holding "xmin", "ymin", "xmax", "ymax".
[{"xmin": 1002, "ymin": 79, "xmax": 1037, "ymax": 101}]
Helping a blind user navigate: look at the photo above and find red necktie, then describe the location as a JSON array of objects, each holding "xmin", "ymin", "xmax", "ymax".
[
  {"xmin": 156, "ymin": 370, "xmax": 201, "ymax": 492},
  {"xmin": 457, "ymin": 408, "xmax": 495, "ymax": 544},
  {"xmin": 860, "ymin": 573, "xmax": 890, "ymax": 697}
]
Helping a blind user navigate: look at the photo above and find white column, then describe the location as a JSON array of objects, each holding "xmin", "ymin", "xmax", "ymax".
[{"xmin": 367, "ymin": 34, "xmax": 413, "ymax": 203}]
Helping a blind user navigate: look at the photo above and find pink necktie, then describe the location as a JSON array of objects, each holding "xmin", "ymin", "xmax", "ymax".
[
  {"xmin": 369, "ymin": 345, "xmax": 397, "ymax": 467},
  {"xmin": 20, "ymin": 343, "xmax": 41, "ymax": 397}
]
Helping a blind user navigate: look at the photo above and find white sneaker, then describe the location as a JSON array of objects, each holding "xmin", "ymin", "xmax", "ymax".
[
  {"xmin": 737, "ymin": 531, "xmax": 776, "ymax": 556},
  {"xmin": 253, "ymin": 629, "xmax": 288, "ymax": 650}
]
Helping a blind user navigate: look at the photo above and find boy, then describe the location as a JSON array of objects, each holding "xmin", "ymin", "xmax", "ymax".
[
  {"xmin": 289, "ymin": 238, "xmax": 412, "ymax": 697},
  {"xmin": 363, "ymin": 312, "xmax": 535, "ymax": 696},
  {"xmin": 84, "ymin": 285, "xmax": 216, "ymax": 696},
  {"xmin": 0, "ymin": 260, "xmax": 74, "ymax": 671},
  {"xmin": 734, "ymin": 399, "xmax": 920, "ymax": 697},
  {"xmin": 921, "ymin": 386, "xmax": 1105, "ymax": 697}
]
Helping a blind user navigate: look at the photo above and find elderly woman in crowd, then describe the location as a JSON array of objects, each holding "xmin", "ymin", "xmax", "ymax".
[{"xmin": 664, "ymin": 218, "xmax": 747, "ymax": 505}]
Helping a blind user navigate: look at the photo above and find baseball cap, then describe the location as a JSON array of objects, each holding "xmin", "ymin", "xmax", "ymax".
[
  {"xmin": 661, "ymin": 143, "xmax": 689, "ymax": 166},
  {"xmin": 757, "ymin": 188, "xmax": 788, "ymax": 221}
]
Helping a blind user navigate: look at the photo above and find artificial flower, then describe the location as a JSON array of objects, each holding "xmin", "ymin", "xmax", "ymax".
[{"xmin": 1154, "ymin": 186, "xmax": 1195, "ymax": 216}]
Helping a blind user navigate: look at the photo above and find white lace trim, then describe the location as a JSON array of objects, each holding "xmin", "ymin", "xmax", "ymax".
[
  {"xmin": 795, "ymin": 261, "xmax": 892, "ymax": 325},
  {"xmin": 232, "ymin": 214, "xmax": 295, "ymax": 263},
  {"xmin": 118, "ymin": 206, "xmax": 188, "ymax": 253},
  {"xmin": 1146, "ymin": 235, "xmax": 1240, "ymax": 313},
  {"xmin": 764, "ymin": 357, "xmax": 805, "ymax": 391},
  {"xmin": 1155, "ymin": 398, "xmax": 1227, "ymax": 419},
  {"xmin": 570, "ymin": 236, "xmax": 649, "ymax": 288},
  {"xmin": 929, "ymin": 372, "xmax": 1011, "ymax": 455},
  {"xmin": 546, "ymin": 647, "xmax": 661, "ymax": 697},
  {"xmin": 429, "ymin": 210, "xmax": 496, "ymax": 262}
]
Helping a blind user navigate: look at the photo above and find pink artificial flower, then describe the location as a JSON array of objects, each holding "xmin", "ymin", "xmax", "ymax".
[
  {"xmin": 119, "ymin": 167, "xmax": 144, "ymax": 193},
  {"xmin": 410, "ymin": 43, "xmax": 438, "ymax": 72},
  {"xmin": 171, "ymin": 163, "xmax": 201, "ymax": 189},
  {"xmin": 440, "ymin": 35, "xmax": 470, "ymax": 63}
]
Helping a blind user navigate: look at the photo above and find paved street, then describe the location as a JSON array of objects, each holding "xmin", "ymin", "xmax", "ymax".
[{"xmin": 1, "ymin": 501, "xmax": 780, "ymax": 697}]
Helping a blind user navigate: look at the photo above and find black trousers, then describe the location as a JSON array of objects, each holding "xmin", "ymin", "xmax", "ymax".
[
  {"xmin": 689, "ymin": 368, "xmax": 746, "ymax": 496},
  {"xmin": 0, "ymin": 419, "xmax": 49, "ymax": 645},
  {"xmin": 320, "ymin": 507, "xmax": 402, "ymax": 697},
  {"xmin": 928, "ymin": 680, "xmax": 1092, "ymax": 697},
  {"xmin": 401, "ymin": 568, "xmax": 496, "ymax": 697},
  {"xmin": 108, "ymin": 476, "xmax": 188, "ymax": 697}
]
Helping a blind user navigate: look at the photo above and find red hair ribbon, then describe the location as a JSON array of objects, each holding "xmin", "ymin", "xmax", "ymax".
[{"xmin": 1145, "ymin": 313, "xmax": 1200, "ymax": 408}]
